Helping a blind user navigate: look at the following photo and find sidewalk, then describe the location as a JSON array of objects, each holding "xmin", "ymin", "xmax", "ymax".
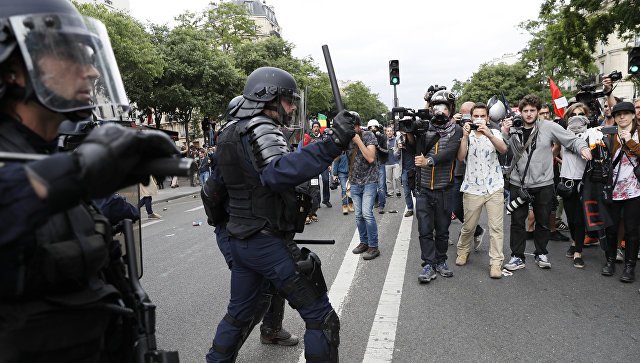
[{"xmin": 154, "ymin": 177, "xmax": 201, "ymax": 204}]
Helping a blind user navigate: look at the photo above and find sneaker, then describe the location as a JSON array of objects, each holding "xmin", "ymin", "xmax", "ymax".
[
  {"xmin": 260, "ymin": 327, "xmax": 299, "ymax": 346},
  {"xmin": 550, "ymin": 231, "xmax": 569, "ymax": 241},
  {"xmin": 342, "ymin": 205, "xmax": 348, "ymax": 215},
  {"xmin": 504, "ymin": 256, "xmax": 525, "ymax": 271},
  {"xmin": 311, "ymin": 215, "xmax": 319, "ymax": 223},
  {"xmin": 535, "ymin": 254, "xmax": 551, "ymax": 269},
  {"xmin": 418, "ymin": 265, "xmax": 437, "ymax": 283},
  {"xmin": 396, "ymin": 192, "xmax": 401, "ymax": 197},
  {"xmin": 565, "ymin": 245, "xmax": 575, "ymax": 258},
  {"xmin": 404, "ymin": 210, "xmax": 413, "ymax": 217},
  {"xmin": 556, "ymin": 221, "xmax": 569, "ymax": 231},
  {"xmin": 573, "ymin": 257, "xmax": 585, "ymax": 269},
  {"xmin": 148, "ymin": 213, "xmax": 162, "ymax": 219},
  {"xmin": 348, "ymin": 203, "xmax": 355, "ymax": 212},
  {"xmin": 386, "ymin": 192, "xmax": 394, "ymax": 197},
  {"xmin": 490, "ymin": 265, "xmax": 502, "ymax": 279},
  {"xmin": 435, "ymin": 262, "xmax": 454, "ymax": 277},
  {"xmin": 473, "ymin": 229, "xmax": 485, "ymax": 251},
  {"xmin": 377, "ymin": 207, "xmax": 385, "ymax": 214},
  {"xmin": 616, "ymin": 248, "xmax": 624, "ymax": 262},
  {"xmin": 305, "ymin": 217, "xmax": 311, "ymax": 225},
  {"xmin": 583, "ymin": 236, "xmax": 599, "ymax": 247},
  {"xmin": 455, "ymin": 253, "xmax": 469, "ymax": 266},
  {"xmin": 362, "ymin": 247, "xmax": 380, "ymax": 260},
  {"xmin": 352, "ymin": 243, "xmax": 368, "ymax": 254},
  {"xmin": 322, "ymin": 201, "xmax": 332, "ymax": 208}
]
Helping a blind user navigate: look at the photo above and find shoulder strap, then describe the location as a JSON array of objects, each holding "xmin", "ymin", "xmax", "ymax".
[
  {"xmin": 503, "ymin": 122, "xmax": 539, "ymax": 178},
  {"xmin": 347, "ymin": 147, "xmax": 357, "ymax": 179}
]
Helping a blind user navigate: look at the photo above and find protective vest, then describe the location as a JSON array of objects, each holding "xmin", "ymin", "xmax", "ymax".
[
  {"xmin": 0, "ymin": 118, "xmax": 114, "ymax": 301},
  {"xmin": 417, "ymin": 125, "xmax": 462, "ymax": 191},
  {"xmin": 216, "ymin": 116, "xmax": 299, "ymax": 239}
]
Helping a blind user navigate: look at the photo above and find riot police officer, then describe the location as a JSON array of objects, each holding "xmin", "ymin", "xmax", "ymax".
[
  {"xmin": 205, "ymin": 67, "xmax": 356, "ymax": 363},
  {"xmin": 0, "ymin": 0, "xmax": 178, "ymax": 361}
]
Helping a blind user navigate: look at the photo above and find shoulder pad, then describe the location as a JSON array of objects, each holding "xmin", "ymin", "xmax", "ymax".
[{"xmin": 243, "ymin": 116, "xmax": 290, "ymax": 172}]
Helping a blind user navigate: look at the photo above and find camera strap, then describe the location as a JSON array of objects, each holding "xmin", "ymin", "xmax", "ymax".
[{"xmin": 503, "ymin": 121, "xmax": 539, "ymax": 183}]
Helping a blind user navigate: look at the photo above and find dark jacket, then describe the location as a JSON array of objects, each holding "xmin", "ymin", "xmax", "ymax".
[{"xmin": 411, "ymin": 125, "xmax": 462, "ymax": 190}]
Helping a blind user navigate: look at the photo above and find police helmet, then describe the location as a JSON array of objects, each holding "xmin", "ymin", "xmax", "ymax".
[
  {"xmin": 243, "ymin": 67, "xmax": 300, "ymax": 103},
  {"xmin": 225, "ymin": 95, "xmax": 244, "ymax": 121},
  {"xmin": 0, "ymin": 0, "xmax": 129, "ymax": 121},
  {"xmin": 430, "ymin": 90, "xmax": 456, "ymax": 114},
  {"xmin": 487, "ymin": 95, "xmax": 507, "ymax": 123}
]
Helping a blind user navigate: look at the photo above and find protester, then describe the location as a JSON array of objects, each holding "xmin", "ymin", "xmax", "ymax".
[
  {"xmin": 455, "ymin": 103, "xmax": 507, "ymax": 279},
  {"xmin": 309, "ymin": 120, "xmax": 332, "ymax": 208},
  {"xmin": 138, "ymin": 176, "xmax": 162, "ymax": 219},
  {"xmin": 385, "ymin": 126, "xmax": 402, "ymax": 198},
  {"xmin": 368, "ymin": 119, "xmax": 388, "ymax": 214},
  {"xmin": 333, "ymin": 151, "xmax": 354, "ymax": 215},
  {"xmin": 395, "ymin": 132, "xmax": 416, "ymax": 217},
  {"xmin": 601, "ymin": 102, "xmax": 640, "ymax": 282},
  {"xmin": 502, "ymin": 94, "xmax": 591, "ymax": 271}
]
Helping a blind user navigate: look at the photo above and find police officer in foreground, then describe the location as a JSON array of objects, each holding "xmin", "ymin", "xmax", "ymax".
[
  {"xmin": 0, "ymin": 0, "xmax": 178, "ymax": 361},
  {"xmin": 205, "ymin": 67, "xmax": 356, "ymax": 362}
]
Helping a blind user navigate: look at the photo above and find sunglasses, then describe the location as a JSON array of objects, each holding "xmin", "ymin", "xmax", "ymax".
[{"xmin": 570, "ymin": 112, "xmax": 585, "ymax": 117}]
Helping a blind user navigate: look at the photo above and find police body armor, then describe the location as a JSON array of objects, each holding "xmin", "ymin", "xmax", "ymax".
[
  {"xmin": 216, "ymin": 115, "xmax": 300, "ymax": 239},
  {"xmin": 0, "ymin": 119, "xmax": 122, "ymax": 361}
]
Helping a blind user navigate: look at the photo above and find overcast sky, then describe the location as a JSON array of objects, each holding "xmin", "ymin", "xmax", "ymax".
[{"xmin": 130, "ymin": 0, "xmax": 544, "ymax": 111}]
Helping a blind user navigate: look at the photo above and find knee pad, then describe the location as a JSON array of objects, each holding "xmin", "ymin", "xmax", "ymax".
[{"xmin": 305, "ymin": 309, "xmax": 340, "ymax": 363}]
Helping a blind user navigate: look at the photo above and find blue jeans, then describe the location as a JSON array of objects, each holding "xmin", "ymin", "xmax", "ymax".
[
  {"xmin": 320, "ymin": 168, "xmax": 330, "ymax": 203},
  {"xmin": 401, "ymin": 168, "xmax": 414, "ymax": 211},
  {"xmin": 137, "ymin": 196, "xmax": 152, "ymax": 215},
  {"xmin": 377, "ymin": 165, "xmax": 386, "ymax": 208},
  {"xmin": 199, "ymin": 170, "xmax": 210, "ymax": 186},
  {"xmin": 338, "ymin": 172, "xmax": 353, "ymax": 206},
  {"xmin": 207, "ymin": 232, "xmax": 334, "ymax": 362},
  {"xmin": 415, "ymin": 188, "xmax": 451, "ymax": 266},
  {"xmin": 350, "ymin": 183, "xmax": 378, "ymax": 247}
]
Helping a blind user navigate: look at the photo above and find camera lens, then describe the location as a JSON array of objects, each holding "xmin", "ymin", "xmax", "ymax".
[{"xmin": 506, "ymin": 197, "xmax": 526, "ymax": 213}]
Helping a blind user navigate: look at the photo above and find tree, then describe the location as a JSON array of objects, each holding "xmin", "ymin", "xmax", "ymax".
[
  {"xmin": 343, "ymin": 82, "xmax": 389, "ymax": 123},
  {"xmin": 204, "ymin": 2, "xmax": 257, "ymax": 53},
  {"xmin": 150, "ymin": 14, "xmax": 243, "ymax": 145},
  {"xmin": 73, "ymin": 2, "xmax": 165, "ymax": 118},
  {"xmin": 521, "ymin": 0, "xmax": 640, "ymax": 85}
]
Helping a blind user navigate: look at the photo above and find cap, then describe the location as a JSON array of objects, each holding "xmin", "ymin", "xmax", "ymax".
[{"xmin": 611, "ymin": 101, "xmax": 635, "ymax": 116}]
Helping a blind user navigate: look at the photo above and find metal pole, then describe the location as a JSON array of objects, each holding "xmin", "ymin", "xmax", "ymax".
[
  {"xmin": 393, "ymin": 85, "xmax": 398, "ymax": 108},
  {"xmin": 542, "ymin": 46, "xmax": 546, "ymax": 105}
]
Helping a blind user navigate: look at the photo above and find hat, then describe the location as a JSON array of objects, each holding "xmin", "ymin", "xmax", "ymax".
[
  {"xmin": 611, "ymin": 101, "xmax": 635, "ymax": 116},
  {"xmin": 303, "ymin": 133, "xmax": 311, "ymax": 146},
  {"xmin": 367, "ymin": 119, "xmax": 380, "ymax": 129},
  {"xmin": 311, "ymin": 120, "xmax": 321, "ymax": 128}
]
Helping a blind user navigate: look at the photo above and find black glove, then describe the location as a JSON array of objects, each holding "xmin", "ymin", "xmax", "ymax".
[
  {"xmin": 325, "ymin": 110, "xmax": 356, "ymax": 149},
  {"xmin": 26, "ymin": 125, "xmax": 179, "ymax": 211}
]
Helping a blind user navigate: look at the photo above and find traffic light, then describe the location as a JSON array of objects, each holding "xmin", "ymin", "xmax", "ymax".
[
  {"xmin": 629, "ymin": 46, "xmax": 640, "ymax": 75},
  {"xmin": 389, "ymin": 60, "xmax": 400, "ymax": 85}
]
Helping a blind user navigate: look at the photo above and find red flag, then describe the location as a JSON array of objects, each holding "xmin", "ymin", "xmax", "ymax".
[
  {"xmin": 147, "ymin": 109, "xmax": 152, "ymax": 125},
  {"xmin": 549, "ymin": 77, "xmax": 564, "ymax": 118}
]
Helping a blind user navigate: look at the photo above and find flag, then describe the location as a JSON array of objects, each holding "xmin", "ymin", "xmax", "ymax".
[
  {"xmin": 549, "ymin": 77, "xmax": 565, "ymax": 118},
  {"xmin": 147, "ymin": 109, "xmax": 152, "ymax": 125}
]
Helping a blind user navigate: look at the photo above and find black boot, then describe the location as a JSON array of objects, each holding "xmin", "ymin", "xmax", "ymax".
[
  {"xmin": 259, "ymin": 294, "xmax": 299, "ymax": 346},
  {"xmin": 601, "ymin": 256, "xmax": 616, "ymax": 276},
  {"xmin": 620, "ymin": 263, "xmax": 635, "ymax": 283}
]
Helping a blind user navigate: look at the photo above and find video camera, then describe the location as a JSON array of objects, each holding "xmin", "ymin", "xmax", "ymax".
[
  {"xmin": 575, "ymin": 70, "xmax": 622, "ymax": 127},
  {"xmin": 392, "ymin": 107, "xmax": 432, "ymax": 134},
  {"xmin": 424, "ymin": 85, "xmax": 447, "ymax": 103}
]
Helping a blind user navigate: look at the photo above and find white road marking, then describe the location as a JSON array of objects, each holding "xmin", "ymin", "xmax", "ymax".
[
  {"xmin": 298, "ymin": 228, "xmax": 362, "ymax": 363},
  {"xmin": 141, "ymin": 220, "xmax": 162, "ymax": 228},
  {"xmin": 185, "ymin": 205, "xmax": 204, "ymax": 212},
  {"xmin": 362, "ymin": 205, "xmax": 413, "ymax": 362}
]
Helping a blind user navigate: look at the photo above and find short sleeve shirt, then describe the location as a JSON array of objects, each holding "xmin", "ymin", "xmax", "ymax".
[
  {"xmin": 350, "ymin": 131, "xmax": 378, "ymax": 186},
  {"xmin": 612, "ymin": 132, "xmax": 640, "ymax": 200},
  {"xmin": 460, "ymin": 129, "xmax": 504, "ymax": 195}
]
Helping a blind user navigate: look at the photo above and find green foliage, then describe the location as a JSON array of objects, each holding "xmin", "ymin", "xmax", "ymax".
[
  {"xmin": 520, "ymin": 0, "xmax": 640, "ymax": 84},
  {"xmin": 343, "ymin": 82, "xmax": 389, "ymax": 123},
  {"xmin": 305, "ymin": 73, "xmax": 334, "ymax": 118},
  {"xmin": 204, "ymin": 2, "xmax": 257, "ymax": 52},
  {"xmin": 73, "ymin": 2, "xmax": 165, "ymax": 116}
]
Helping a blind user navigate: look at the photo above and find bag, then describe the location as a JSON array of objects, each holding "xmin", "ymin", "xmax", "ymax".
[
  {"xmin": 556, "ymin": 178, "xmax": 575, "ymax": 199},
  {"xmin": 503, "ymin": 123, "xmax": 539, "ymax": 189},
  {"xmin": 345, "ymin": 179, "xmax": 351, "ymax": 198}
]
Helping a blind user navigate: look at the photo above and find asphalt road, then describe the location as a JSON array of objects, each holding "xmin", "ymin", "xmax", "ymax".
[{"xmin": 139, "ymin": 187, "xmax": 640, "ymax": 363}]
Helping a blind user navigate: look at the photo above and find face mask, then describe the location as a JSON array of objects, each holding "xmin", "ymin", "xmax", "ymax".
[
  {"xmin": 567, "ymin": 115, "xmax": 588, "ymax": 134},
  {"xmin": 473, "ymin": 118, "xmax": 486, "ymax": 125}
]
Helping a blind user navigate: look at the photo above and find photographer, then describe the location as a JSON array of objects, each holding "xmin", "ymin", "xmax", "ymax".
[
  {"xmin": 406, "ymin": 90, "xmax": 462, "ymax": 283},
  {"xmin": 395, "ymin": 131, "xmax": 416, "ymax": 217},
  {"xmin": 502, "ymin": 94, "xmax": 591, "ymax": 271},
  {"xmin": 367, "ymin": 119, "xmax": 388, "ymax": 213},
  {"xmin": 455, "ymin": 103, "xmax": 507, "ymax": 279}
]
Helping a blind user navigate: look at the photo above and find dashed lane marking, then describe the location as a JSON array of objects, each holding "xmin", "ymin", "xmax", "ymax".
[
  {"xmin": 362, "ymin": 205, "xmax": 413, "ymax": 362},
  {"xmin": 184, "ymin": 205, "xmax": 204, "ymax": 212},
  {"xmin": 141, "ymin": 220, "xmax": 162, "ymax": 228}
]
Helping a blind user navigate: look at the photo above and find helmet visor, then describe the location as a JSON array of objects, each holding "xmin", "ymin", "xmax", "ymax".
[{"xmin": 10, "ymin": 14, "xmax": 129, "ymax": 117}]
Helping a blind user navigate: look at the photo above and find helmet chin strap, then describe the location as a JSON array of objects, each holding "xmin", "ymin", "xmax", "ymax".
[{"xmin": 263, "ymin": 96, "xmax": 292, "ymax": 126}]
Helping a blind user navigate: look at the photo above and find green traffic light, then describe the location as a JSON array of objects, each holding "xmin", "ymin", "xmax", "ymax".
[
  {"xmin": 392, "ymin": 77, "xmax": 399, "ymax": 84},
  {"xmin": 631, "ymin": 65, "xmax": 639, "ymax": 73}
]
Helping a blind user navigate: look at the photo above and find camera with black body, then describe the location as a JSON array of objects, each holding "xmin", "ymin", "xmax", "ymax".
[
  {"xmin": 575, "ymin": 84, "xmax": 606, "ymax": 127},
  {"xmin": 601, "ymin": 126, "xmax": 618, "ymax": 135},
  {"xmin": 512, "ymin": 115, "xmax": 524, "ymax": 128},
  {"xmin": 607, "ymin": 70, "xmax": 623, "ymax": 82},
  {"xmin": 506, "ymin": 188, "xmax": 534, "ymax": 213},
  {"xmin": 424, "ymin": 85, "xmax": 447, "ymax": 102},
  {"xmin": 460, "ymin": 114, "xmax": 480, "ymax": 130},
  {"xmin": 392, "ymin": 107, "xmax": 432, "ymax": 134},
  {"xmin": 329, "ymin": 178, "xmax": 339, "ymax": 190}
]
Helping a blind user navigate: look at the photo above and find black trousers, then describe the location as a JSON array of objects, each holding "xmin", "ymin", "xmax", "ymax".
[
  {"xmin": 509, "ymin": 184, "xmax": 555, "ymax": 260},
  {"xmin": 605, "ymin": 196, "xmax": 640, "ymax": 264},
  {"xmin": 563, "ymin": 181, "xmax": 586, "ymax": 253}
]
